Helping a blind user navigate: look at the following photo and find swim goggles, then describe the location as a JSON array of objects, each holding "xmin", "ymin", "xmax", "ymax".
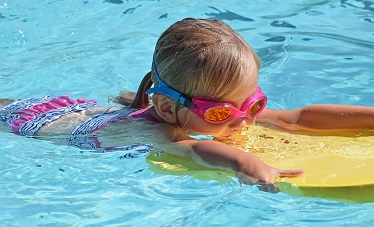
[{"xmin": 146, "ymin": 58, "xmax": 268, "ymax": 123}]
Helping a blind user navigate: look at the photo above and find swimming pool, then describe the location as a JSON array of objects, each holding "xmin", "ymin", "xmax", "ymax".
[{"xmin": 1, "ymin": 0, "xmax": 373, "ymax": 225}]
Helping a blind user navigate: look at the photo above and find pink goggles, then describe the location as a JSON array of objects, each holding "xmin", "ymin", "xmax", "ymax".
[{"xmin": 190, "ymin": 87, "xmax": 267, "ymax": 123}]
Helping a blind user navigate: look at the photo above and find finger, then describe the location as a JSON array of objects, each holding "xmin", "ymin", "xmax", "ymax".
[
  {"xmin": 236, "ymin": 171, "xmax": 279, "ymax": 193},
  {"xmin": 235, "ymin": 171, "xmax": 258, "ymax": 185},
  {"xmin": 257, "ymin": 183, "xmax": 279, "ymax": 193},
  {"xmin": 278, "ymin": 169, "xmax": 304, "ymax": 178}
]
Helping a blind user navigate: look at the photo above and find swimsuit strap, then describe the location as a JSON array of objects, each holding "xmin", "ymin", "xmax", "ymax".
[
  {"xmin": 70, "ymin": 106, "xmax": 159, "ymax": 136},
  {"xmin": 128, "ymin": 106, "xmax": 160, "ymax": 123}
]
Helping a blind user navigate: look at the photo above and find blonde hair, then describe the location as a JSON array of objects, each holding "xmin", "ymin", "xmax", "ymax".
[{"xmin": 114, "ymin": 18, "xmax": 261, "ymax": 108}]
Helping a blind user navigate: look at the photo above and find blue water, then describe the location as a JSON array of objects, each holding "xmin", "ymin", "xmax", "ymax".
[{"xmin": 1, "ymin": 0, "xmax": 374, "ymax": 226}]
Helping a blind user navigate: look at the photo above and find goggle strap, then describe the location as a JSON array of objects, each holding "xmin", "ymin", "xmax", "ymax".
[
  {"xmin": 145, "ymin": 56, "xmax": 195, "ymax": 110},
  {"xmin": 178, "ymin": 96, "xmax": 195, "ymax": 109},
  {"xmin": 146, "ymin": 87, "xmax": 195, "ymax": 109}
]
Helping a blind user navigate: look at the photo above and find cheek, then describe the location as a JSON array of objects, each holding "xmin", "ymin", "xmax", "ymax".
[
  {"xmin": 182, "ymin": 112, "xmax": 205, "ymax": 129},
  {"xmin": 177, "ymin": 108, "xmax": 193, "ymax": 126}
]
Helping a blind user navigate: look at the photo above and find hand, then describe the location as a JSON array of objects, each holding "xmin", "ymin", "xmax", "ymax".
[{"xmin": 235, "ymin": 153, "xmax": 304, "ymax": 184}]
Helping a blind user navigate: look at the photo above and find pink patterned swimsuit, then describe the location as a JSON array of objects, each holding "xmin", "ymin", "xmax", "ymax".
[{"xmin": 0, "ymin": 95, "xmax": 160, "ymax": 156}]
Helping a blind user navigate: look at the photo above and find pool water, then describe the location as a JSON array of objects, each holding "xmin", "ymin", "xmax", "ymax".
[{"xmin": 1, "ymin": 0, "xmax": 374, "ymax": 226}]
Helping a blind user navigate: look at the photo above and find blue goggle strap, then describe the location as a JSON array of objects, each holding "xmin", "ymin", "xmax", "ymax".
[{"xmin": 145, "ymin": 57, "xmax": 195, "ymax": 110}]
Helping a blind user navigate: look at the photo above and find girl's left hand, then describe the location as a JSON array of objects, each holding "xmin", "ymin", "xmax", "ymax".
[{"xmin": 235, "ymin": 152, "xmax": 304, "ymax": 184}]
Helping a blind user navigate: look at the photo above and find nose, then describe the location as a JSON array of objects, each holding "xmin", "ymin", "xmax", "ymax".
[{"xmin": 229, "ymin": 117, "xmax": 255, "ymax": 130}]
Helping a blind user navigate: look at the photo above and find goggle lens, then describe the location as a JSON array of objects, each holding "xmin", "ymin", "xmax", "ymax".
[
  {"xmin": 204, "ymin": 107, "xmax": 232, "ymax": 122},
  {"xmin": 249, "ymin": 99, "xmax": 266, "ymax": 116}
]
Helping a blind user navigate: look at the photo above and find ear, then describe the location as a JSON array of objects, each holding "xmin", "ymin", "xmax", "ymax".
[{"xmin": 152, "ymin": 95, "xmax": 178, "ymax": 124}]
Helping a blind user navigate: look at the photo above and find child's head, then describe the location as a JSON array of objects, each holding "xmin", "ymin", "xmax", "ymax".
[
  {"xmin": 148, "ymin": 18, "xmax": 265, "ymax": 137},
  {"xmin": 152, "ymin": 18, "xmax": 261, "ymax": 99}
]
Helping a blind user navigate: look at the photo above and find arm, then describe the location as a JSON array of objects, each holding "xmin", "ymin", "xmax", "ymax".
[
  {"xmin": 257, "ymin": 104, "xmax": 374, "ymax": 132},
  {"xmin": 156, "ymin": 122, "xmax": 303, "ymax": 184},
  {"xmin": 176, "ymin": 139, "xmax": 303, "ymax": 183}
]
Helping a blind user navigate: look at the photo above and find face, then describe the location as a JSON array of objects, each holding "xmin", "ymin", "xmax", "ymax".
[{"xmin": 177, "ymin": 73, "xmax": 259, "ymax": 139}]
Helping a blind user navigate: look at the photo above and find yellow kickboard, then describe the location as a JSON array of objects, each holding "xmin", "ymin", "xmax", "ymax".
[
  {"xmin": 235, "ymin": 126, "xmax": 374, "ymax": 203},
  {"xmin": 147, "ymin": 125, "xmax": 374, "ymax": 203}
]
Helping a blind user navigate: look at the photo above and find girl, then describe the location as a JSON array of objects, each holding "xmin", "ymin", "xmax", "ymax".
[{"xmin": 1, "ymin": 18, "xmax": 373, "ymax": 184}]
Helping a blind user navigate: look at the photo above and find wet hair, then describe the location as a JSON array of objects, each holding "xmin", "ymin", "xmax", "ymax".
[{"xmin": 113, "ymin": 18, "xmax": 261, "ymax": 109}]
